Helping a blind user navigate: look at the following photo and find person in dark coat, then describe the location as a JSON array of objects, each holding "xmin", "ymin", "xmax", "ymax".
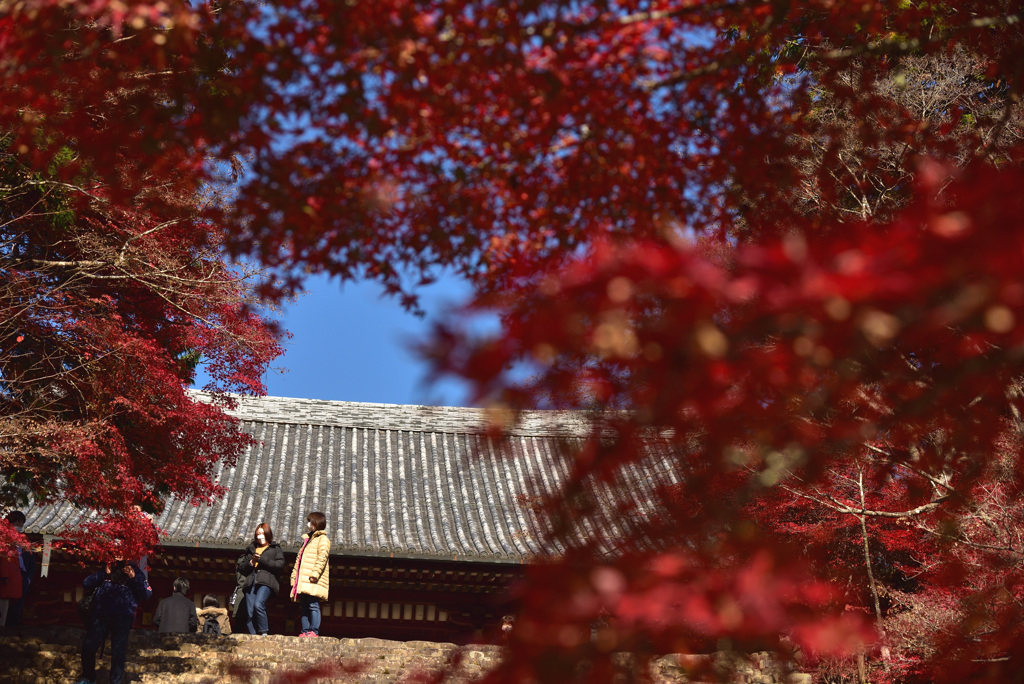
[
  {"xmin": 153, "ymin": 577, "xmax": 198, "ymax": 634},
  {"xmin": 75, "ymin": 558, "xmax": 152, "ymax": 684},
  {"xmin": 0, "ymin": 542, "xmax": 22, "ymax": 626},
  {"xmin": 237, "ymin": 521, "xmax": 285, "ymax": 635},
  {"xmin": 4, "ymin": 510, "xmax": 34, "ymax": 627},
  {"xmin": 230, "ymin": 554, "xmax": 249, "ymax": 632}
]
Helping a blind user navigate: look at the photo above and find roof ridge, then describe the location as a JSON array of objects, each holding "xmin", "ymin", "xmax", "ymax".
[{"xmin": 189, "ymin": 390, "xmax": 594, "ymax": 437}]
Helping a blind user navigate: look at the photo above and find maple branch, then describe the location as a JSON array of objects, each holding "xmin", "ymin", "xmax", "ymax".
[
  {"xmin": 527, "ymin": 0, "xmax": 768, "ymax": 43},
  {"xmin": 812, "ymin": 14, "xmax": 1022, "ymax": 62},
  {"xmin": 860, "ymin": 447, "xmax": 1024, "ymax": 559},
  {"xmin": 29, "ymin": 258, "xmax": 109, "ymax": 270},
  {"xmin": 870, "ymin": 446, "xmax": 1008, "ymax": 540},
  {"xmin": 117, "ymin": 219, "xmax": 187, "ymax": 266},
  {"xmin": 615, "ymin": 0, "xmax": 768, "ymax": 27},
  {"xmin": 858, "ymin": 469, "xmax": 885, "ymax": 641},
  {"xmin": 979, "ymin": 98, "xmax": 1020, "ymax": 160},
  {"xmin": 0, "ymin": 184, "xmax": 70, "ymax": 231},
  {"xmin": 144, "ymin": 280, "xmax": 240, "ymax": 335},
  {"xmin": 11, "ymin": 179, "xmax": 107, "ymax": 204},
  {"xmin": 645, "ymin": 12, "xmax": 1023, "ymax": 91},
  {"xmin": 642, "ymin": 60, "xmax": 724, "ymax": 91},
  {"xmin": 0, "ymin": 345, "xmax": 127, "ymax": 389},
  {"xmin": 914, "ymin": 525, "xmax": 1021, "ymax": 556},
  {"xmin": 124, "ymin": 70, "xmax": 176, "ymax": 81},
  {"xmin": 780, "ymin": 479, "xmax": 949, "ymax": 518}
]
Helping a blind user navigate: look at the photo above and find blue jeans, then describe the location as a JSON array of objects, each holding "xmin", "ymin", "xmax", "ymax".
[
  {"xmin": 245, "ymin": 584, "xmax": 272, "ymax": 634},
  {"xmin": 299, "ymin": 594, "xmax": 321, "ymax": 635},
  {"xmin": 82, "ymin": 613, "xmax": 133, "ymax": 684}
]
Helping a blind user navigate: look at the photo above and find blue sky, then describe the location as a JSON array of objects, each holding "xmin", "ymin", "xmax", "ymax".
[
  {"xmin": 269, "ymin": 274, "xmax": 475, "ymax": 406},
  {"xmin": 200, "ymin": 273, "xmax": 477, "ymax": 407}
]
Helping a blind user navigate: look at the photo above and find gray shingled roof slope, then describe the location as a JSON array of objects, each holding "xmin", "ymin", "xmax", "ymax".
[{"xmin": 23, "ymin": 394, "xmax": 681, "ymax": 564}]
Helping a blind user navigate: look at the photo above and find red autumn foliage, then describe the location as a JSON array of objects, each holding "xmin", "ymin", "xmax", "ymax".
[
  {"xmin": 5, "ymin": 0, "xmax": 1024, "ymax": 681},
  {"xmin": 0, "ymin": 133, "xmax": 284, "ymax": 554}
]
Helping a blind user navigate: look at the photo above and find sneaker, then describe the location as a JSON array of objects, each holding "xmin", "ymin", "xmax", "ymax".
[{"xmin": 298, "ymin": 631, "xmax": 312, "ymax": 637}]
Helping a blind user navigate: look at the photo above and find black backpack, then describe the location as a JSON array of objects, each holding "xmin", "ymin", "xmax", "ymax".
[
  {"xmin": 77, "ymin": 586, "xmax": 98, "ymax": 623},
  {"xmin": 202, "ymin": 616, "xmax": 222, "ymax": 636}
]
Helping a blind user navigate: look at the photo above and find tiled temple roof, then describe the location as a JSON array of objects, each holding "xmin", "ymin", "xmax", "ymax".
[{"xmin": 23, "ymin": 394, "xmax": 682, "ymax": 564}]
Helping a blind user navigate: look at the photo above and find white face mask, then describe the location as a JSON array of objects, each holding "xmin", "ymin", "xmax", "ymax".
[
  {"xmin": 307, "ymin": 521, "xmax": 314, "ymax": 531},
  {"xmin": 256, "ymin": 534, "xmax": 266, "ymax": 544}
]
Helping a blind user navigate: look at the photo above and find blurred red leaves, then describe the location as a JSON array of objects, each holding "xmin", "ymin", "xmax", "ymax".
[{"xmin": 5, "ymin": 0, "xmax": 1024, "ymax": 680}]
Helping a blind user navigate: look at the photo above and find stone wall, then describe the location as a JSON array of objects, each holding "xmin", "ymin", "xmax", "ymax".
[{"xmin": 0, "ymin": 626, "xmax": 810, "ymax": 684}]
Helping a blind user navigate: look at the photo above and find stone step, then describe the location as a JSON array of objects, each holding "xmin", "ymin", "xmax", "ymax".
[
  {"xmin": 0, "ymin": 625, "xmax": 807, "ymax": 684},
  {"xmin": 0, "ymin": 628, "xmax": 502, "ymax": 684}
]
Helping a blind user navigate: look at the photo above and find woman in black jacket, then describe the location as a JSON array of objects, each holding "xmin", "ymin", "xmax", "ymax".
[{"xmin": 236, "ymin": 521, "xmax": 285, "ymax": 635}]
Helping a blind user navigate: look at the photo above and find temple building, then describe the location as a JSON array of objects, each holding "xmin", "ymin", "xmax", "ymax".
[{"xmin": 17, "ymin": 393, "xmax": 674, "ymax": 641}]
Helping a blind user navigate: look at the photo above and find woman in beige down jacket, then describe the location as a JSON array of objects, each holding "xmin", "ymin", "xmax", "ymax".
[{"xmin": 290, "ymin": 511, "xmax": 330, "ymax": 637}]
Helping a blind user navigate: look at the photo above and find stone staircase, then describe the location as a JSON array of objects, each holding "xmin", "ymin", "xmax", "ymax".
[
  {"xmin": 1, "ymin": 627, "xmax": 502, "ymax": 684},
  {"xmin": 0, "ymin": 626, "xmax": 810, "ymax": 684}
]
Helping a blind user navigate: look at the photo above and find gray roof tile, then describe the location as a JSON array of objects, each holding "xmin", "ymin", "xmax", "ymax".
[
  {"xmin": 22, "ymin": 393, "xmax": 679, "ymax": 564},
  {"xmin": 21, "ymin": 394, "xmax": 599, "ymax": 564}
]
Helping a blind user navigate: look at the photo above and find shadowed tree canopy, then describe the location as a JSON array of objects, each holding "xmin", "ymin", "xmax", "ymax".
[
  {"xmin": 0, "ymin": 139, "xmax": 284, "ymax": 559},
  {"xmin": 3, "ymin": 0, "xmax": 1024, "ymax": 681}
]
